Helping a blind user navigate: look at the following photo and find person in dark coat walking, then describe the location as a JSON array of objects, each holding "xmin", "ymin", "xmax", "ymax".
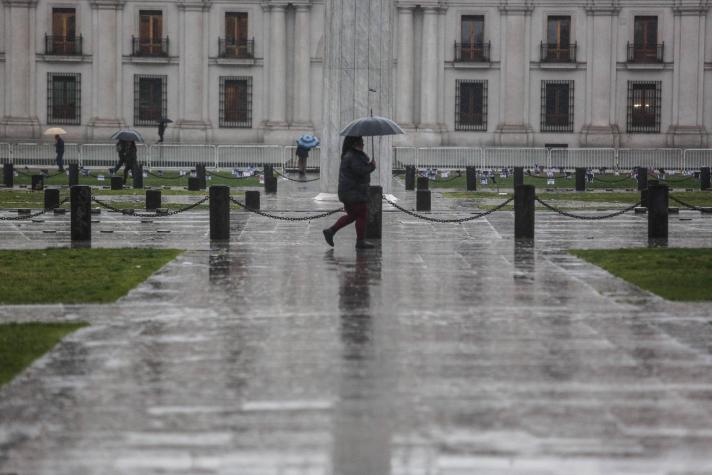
[
  {"xmin": 322, "ymin": 136, "xmax": 376, "ymax": 249},
  {"xmin": 54, "ymin": 135, "xmax": 65, "ymax": 171},
  {"xmin": 112, "ymin": 140, "xmax": 128, "ymax": 176},
  {"xmin": 122, "ymin": 141, "xmax": 138, "ymax": 185},
  {"xmin": 295, "ymin": 145, "xmax": 309, "ymax": 176}
]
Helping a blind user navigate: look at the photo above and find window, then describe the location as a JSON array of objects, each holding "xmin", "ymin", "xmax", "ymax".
[
  {"xmin": 136, "ymin": 10, "xmax": 166, "ymax": 56},
  {"xmin": 49, "ymin": 8, "xmax": 79, "ymax": 55},
  {"xmin": 541, "ymin": 80, "xmax": 574, "ymax": 132},
  {"xmin": 543, "ymin": 16, "xmax": 572, "ymax": 62},
  {"xmin": 47, "ymin": 73, "xmax": 81, "ymax": 125},
  {"xmin": 220, "ymin": 77, "xmax": 252, "ymax": 128},
  {"xmin": 220, "ymin": 12, "xmax": 253, "ymax": 58},
  {"xmin": 627, "ymin": 81, "xmax": 661, "ymax": 133},
  {"xmin": 134, "ymin": 75, "xmax": 166, "ymax": 126},
  {"xmin": 629, "ymin": 16, "xmax": 661, "ymax": 62},
  {"xmin": 455, "ymin": 80, "xmax": 487, "ymax": 131},
  {"xmin": 457, "ymin": 15, "xmax": 487, "ymax": 61}
]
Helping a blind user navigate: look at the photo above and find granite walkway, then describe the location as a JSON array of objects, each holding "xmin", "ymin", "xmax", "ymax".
[{"xmin": 1, "ymin": 179, "xmax": 712, "ymax": 474}]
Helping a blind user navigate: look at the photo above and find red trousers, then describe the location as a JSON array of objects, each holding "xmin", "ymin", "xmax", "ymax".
[{"xmin": 330, "ymin": 202, "xmax": 368, "ymax": 241}]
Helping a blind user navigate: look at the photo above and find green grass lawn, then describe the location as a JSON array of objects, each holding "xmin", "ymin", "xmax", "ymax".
[
  {"xmin": 570, "ymin": 248, "xmax": 712, "ymax": 301},
  {"xmin": 444, "ymin": 190, "xmax": 712, "ymax": 207},
  {"xmin": 0, "ymin": 248, "xmax": 181, "ymax": 304},
  {"xmin": 413, "ymin": 174, "xmax": 700, "ymax": 190},
  {"xmin": 0, "ymin": 322, "xmax": 87, "ymax": 386}
]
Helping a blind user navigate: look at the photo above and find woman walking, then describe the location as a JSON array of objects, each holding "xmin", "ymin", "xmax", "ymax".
[{"xmin": 322, "ymin": 136, "xmax": 376, "ymax": 249}]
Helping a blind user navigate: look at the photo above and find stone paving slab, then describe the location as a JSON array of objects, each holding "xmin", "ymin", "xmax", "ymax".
[{"xmin": 1, "ymin": 181, "xmax": 712, "ymax": 474}]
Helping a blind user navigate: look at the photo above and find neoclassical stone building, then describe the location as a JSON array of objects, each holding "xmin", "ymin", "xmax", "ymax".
[{"xmin": 0, "ymin": 0, "xmax": 710, "ymax": 148}]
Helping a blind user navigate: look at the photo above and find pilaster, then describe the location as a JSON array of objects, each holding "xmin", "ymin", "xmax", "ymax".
[
  {"xmin": 264, "ymin": 4, "xmax": 288, "ymax": 135},
  {"xmin": 395, "ymin": 4, "xmax": 414, "ymax": 129},
  {"xmin": 418, "ymin": 5, "xmax": 440, "ymax": 144},
  {"xmin": 292, "ymin": 4, "xmax": 312, "ymax": 128}
]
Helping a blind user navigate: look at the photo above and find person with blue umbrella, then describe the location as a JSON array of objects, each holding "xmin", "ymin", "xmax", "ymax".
[{"xmin": 295, "ymin": 134, "xmax": 319, "ymax": 176}]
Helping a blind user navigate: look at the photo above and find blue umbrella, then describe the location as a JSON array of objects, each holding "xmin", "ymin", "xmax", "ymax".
[
  {"xmin": 111, "ymin": 128, "xmax": 144, "ymax": 143},
  {"xmin": 296, "ymin": 134, "xmax": 320, "ymax": 149}
]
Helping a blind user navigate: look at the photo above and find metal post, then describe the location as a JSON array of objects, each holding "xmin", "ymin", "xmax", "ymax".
[
  {"xmin": 3, "ymin": 163, "xmax": 13, "ymax": 188},
  {"xmin": 70, "ymin": 185, "xmax": 91, "ymax": 242},
  {"xmin": 640, "ymin": 188, "xmax": 648, "ymax": 209},
  {"xmin": 188, "ymin": 177, "xmax": 201, "ymax": 191},
  {"xmin": 701, "ymin": 167, "xmax": 711, "ymax": 191},
  {"xmin": 648, "ymin": 184, "xmax": 668, "ymax": 240},
  {"xmin": 31, "ymin": 174, "xmax": 44, "ymax": 191},
  {"xmin": 416, "ymin": 189, "xmax": 431, "ymax": 211},
  {"xmin": 245, "ymin": 190, "xmax": 260, "ymax": 209},
  {"xmin": 264, "ymin": 167, "xmax": 277, "ymax": 193},
  {"xmin": 209, "ymin": 185, "xmax": 230, "ymax": 240},
  {"xmin": 110, "ymin": 176, "xmax": 123, "ymax": 190},
  {"xmin": 637, "ymin": 167, "xmax": 648, "ymax": 191},
  {"xmin": 68, "ymin": 163, "xmax": 79, "ymax": 186},
  {"xmin": 133, "ymin": 164, "xmax": 144, "ymax": 189},
  {"xmin": 405, "ymin": 165, "xmax": 415, "ymax": 190},
  {"xmin": 466, "ymin": 166, "xmax": 477, "ymax": 191},
  {"xmin": 146, "ymin": 189, "xmax": 161, "ymax": 210},
  {"xmin": 514, "ymin": 184, "xmax": 535, "ymax": 240},
  {"xmin": 196, "ymin": 163, "xmax": 206, "ymax": 189},
  {"xmin": 575, "ymin": 167, "xmax": 586, "ymax": 192},
  {"xmin": 44, "ymin": 188, "xmax": 60, "ymax": 210},
  {"xmin": 417, "ymin": 176, "xmax": 429, "ymax": 190},
  {"xmin": 366, "ymin": 185, "xmax": 382, "ymax": 239},
  {"xmin": 513, "ymin": 167, "xmax": 524, "ymax": 187}
]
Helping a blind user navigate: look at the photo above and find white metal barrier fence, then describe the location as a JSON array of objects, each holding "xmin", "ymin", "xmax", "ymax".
[
  {"xmin": 415, "ymin": 147, "xmax": 482, "ymax": 168},
  {"xmin": 80, "ymin": 144, "xmax": 150, "ymax": 168},
  {"xmin": 216, "ymin": 145, "xmax": 284, "ymax": 169},
  {"xmin": 683, "ymin": 149, "xmax": 712, "ymax": 169},
  {"xmin": 482, "ymin": 148, "xmax": 549, "ymax": 168},
  {"xmin": 0, "ymin": 143, "xmax": 10, "ymax": 164},
  {"xmin": 284, "ymin": 146, "xmax": 321, "ymax": 170},
  {"xmin": 393, "ymin": 147, "xmax": 417, "ymax": 168},
  {"xmin": 9, "ymin": 143, "xmax": 81, "ymax": 168},
  {"xmin": 150, "ymin": 144, "xmax": 217, "ymax": 169},
  {"xmin": 549, "ymin": 148, "xmax": 617, "ymax": 169},
  {"xmin": 618, "ymin": 149, "xmax": 684, "ymax": 170}
]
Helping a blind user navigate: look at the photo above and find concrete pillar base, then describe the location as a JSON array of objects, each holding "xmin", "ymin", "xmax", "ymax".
[
  {"xmin": 665, "ymin": 126, "xmax": 708, "ymax": 148},
  {"xmin": 494, "ymin": 124, "xmax": 533, "ymax": 147},
  {"xmin": 87, "ymin": 118, "xmax": 126, "ymax": 141},
  {"xmin": 0, "ymin": 116, "xmax": 41, "ymax": 140},
  {"xmin": 579, "ymin": 124, "xmax": 621, "ymax": 148}
]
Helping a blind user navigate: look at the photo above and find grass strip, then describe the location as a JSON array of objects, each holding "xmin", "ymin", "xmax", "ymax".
[
  {"xmin": 0, "ymin": 322, "xmax": 87, "ymax": 386},
  {"xmin": 444, "ymin": 191, "xmax": 712, "ymax": 206},
  {"xmin": 570, "ymin": 248, "xmax": 712, "ymax": 301},
  {"xmin": 11, "ymin": 170, "xmax": 262, "ymax": 188},
  {"xmin": 0, "ymin": 248, "xmax": 181, "ymax": 304}
]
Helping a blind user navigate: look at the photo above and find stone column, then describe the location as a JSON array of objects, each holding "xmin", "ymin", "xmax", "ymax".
[
  {"xmin": 395, "ymin": 5, "xmax": 414, "ymax": 128},
  {"xmin": 667, "ymin": 6, "xmax": 708, "ymax": 147},
  {"xmin": 266, "ymin": 5, "xmax": 287, "ymax": 128},
  {"xmin": 494, "ymin": 4, "xmax": 533, "ymax": 146},
  {"xmin": 292, "ymin": 5, "xmax": 312, "ymax": 127},
  {"xmin": 580, "ymin": 5, "xmax": 620, "ymax": 147},
  {"xmin": 319, "ymin": 0, "xmax": 394, "ymax": 197},
  {"xmin": 419, "ymin": 7, "xmax": 438, "ymax": 130},
  {"xmin": 176, "ymin": 0, "xmax": 211, "ymax": 142},
  {"xmin": 1, "ymin": 0, "xmax": 40, "ymax": 139},
  {"xmin": 87, "ymin": 0, "xmax": 125, "ymax": 140}
]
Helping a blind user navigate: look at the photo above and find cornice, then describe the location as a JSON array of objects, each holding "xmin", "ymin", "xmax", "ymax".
[
  {"xmin": 498, "ymin": 0, "xmax": 534, "ymax": 15},
  {"xmin": 584, "ymin": 0, "xmax": 621, "ymax": 15},
  {"xmin": 177, "ymin": 0, "xmax": 212, "ymax": 12},
  {"xmin": 672, "ymin": 0, "xmax": 711, "ymax": 15},
  {"xmin": 1, "ymin": 0, "xmax": 38, "ymax": 7},
  {"xmin": 88, "ymin": 0, "xmax": 126, "ymax": 11}
]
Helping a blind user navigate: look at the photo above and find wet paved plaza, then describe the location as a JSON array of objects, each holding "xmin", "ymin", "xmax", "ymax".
[{"xmin": 1, "ymin": 179, "xmax": 712, "ymax": 474}]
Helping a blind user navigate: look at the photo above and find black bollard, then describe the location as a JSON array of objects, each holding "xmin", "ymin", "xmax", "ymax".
[
  {"xmin": 513, "ymin": 167, "xmax": 524, "ymax": 187},
  {"xmin": 146, "ymin": 189, "xmax": 161, "ymax": 210},
  {"xmin": 405, "ymin": 165, "xmax": 416, "ymax": 190},
  {"xmin": 575, "ymin": 168, "xmax": 586, "ymax": 192},
  {"xmin": 245, "ymin": 190, "xmax": 260, "ymax": 209},
  {"xmin": 70, "ymin": 185, "xmax": 91, "ymax": 242},
  {"xmin": 3, "ymin": 163, "xmax": 13, "ymax": 188},
  {"xmin": 188, "ymin": 177, "xmax": 202, "ymax": 191},
  {"xmin": 68, "ymin": 163, "xmax": 79, "ymax": 186},
  {"xmin": 366, "ymin": 185, "xmax": 382, "ymax": 239},
  {"xmin": 110, "ymin": 176, "xmax": 123, "ymax": 190},
  {"xmin": 514, "ymin": 184, "xmax": 535, "ymax": 240},
  {"xmin": 416, "ymin": 189, "xmax": 431, "ymax": 211},
  {"xmin": 196, "ymin": 163, "xmax": 207, "ymax": 189},
  {"xmin": 264, "ymin": 164, "xmax": 274, "ymax": 177},
  {"xmin": 264, "ymin": 175, "xmax": 277, "ymax": 194},
  {"xmin": 210, "ymin": 185, "xmax": 230, "ymax": 240},
  {"xmin": 701, "ymin": 167, "xmax": 711, "ymax": 191},
  {"xmin": 637, "ymin": 167, "xmax": 648, "ymax": 191},
  {"xmin": 44, "ymin": 188, "xmax": 60, "ymax": 210},
  {"xmin": 417, "ymin": 176, "xmax": 429, "ymax": 190},
  {"xmin": 466, "ymin": 166, "xmax": 477, "ymax": 191},
  {"xmin": 640, "ymin": 188, "xmax": 648, "ymax": 208},
  {"xmin": 31, "ymin": 174, "xmax": 44, "ymax": 191},
  {"xmin": 648, "ymin": 184, "xmax": 668, "ymax": 240},
  {"xmin": 133, "ymin": 164, "xmax": 144, "ymax": 189}
]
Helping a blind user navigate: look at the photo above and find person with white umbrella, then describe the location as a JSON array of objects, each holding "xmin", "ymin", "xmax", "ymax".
[{"xmin": 43, "ymin": 127, "xmax": 67, "ymax": 172}]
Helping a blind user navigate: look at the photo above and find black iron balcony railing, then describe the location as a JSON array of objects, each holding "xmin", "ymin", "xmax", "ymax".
[
  {"xmin": 132, "ymin": 36, "xmax": 169, "ymax": 57},
  {"xmin": 627, "ymin": 42, "xmax": 664, "ymax": 63},
  {"xmin": 218, "ymin": 37, "xmax": 255, "ymax": 59},
  {"xmin": 454, "ymin": 42, "xmax": 491, "ymax": 63},
  {"xmin": 540, "ymin": 42, "xmax": 576, "ymax": 63},
  {"xmin": 45, "ymin": 34, "xmax": 83, "ymax": 55}
]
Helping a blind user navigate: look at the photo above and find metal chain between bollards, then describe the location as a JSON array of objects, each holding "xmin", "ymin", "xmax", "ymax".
[
  {"xmin": 592, "ymin": 175, "xmax": 634, "ymax": 184},
  {"xmin": 383, "ymin": 195, "xmax": 513, "ymax": 223},
  {"xmin": 230, "ymin": 197, "xmax": 342, "ymax": 220},
  {"xmin": 206, "ymin": 170, "xmax": 260, "ymax": 180},
  {"xmin": 145, "ymin": 171, "xmax": 186, "ymax": 180},
  {"xmin": 273, "ymin": 169, "xmax": 321, "ymax": 183},
  {"xmin": 0, "ymin": 197, "xmax": 69, "ymax": 221},
  {"xmin": 669, "ymin": 194, "xmax": 707, "ymax": 211},
  {"xmin": 91, "ymin": 195, "xmax": 209, "ymax": 217},
  {"xmin": 428, "ymin": 173, "xmax": 462, "ymax": 184},
  {"xmin": 660, "ymin": 175, "xmax": 699, "ymax": 183},
  {"xmin": 527, "ymin": 174, "xmax": 569, "ymax": 180},
  {"xmin": 534, "ymin": 196, "xmax": 641, "ymax": 220}
]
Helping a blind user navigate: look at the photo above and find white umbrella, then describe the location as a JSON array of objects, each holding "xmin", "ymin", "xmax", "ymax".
[{"xmin": 43, "ymin": 127, "xmax": 67, "ymax": 135}]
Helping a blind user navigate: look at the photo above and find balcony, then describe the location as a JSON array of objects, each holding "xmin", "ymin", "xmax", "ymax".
[
  {"xmin": 627, "ymin": 42, "xmax": 664, "ymax": 63},
  {"xmin": 45, "ymin": 35, "xmax": 83, "ymax": 55},
  {"xmin": 454, "ymin": 42, "xmax": 490, "ymax": 63},
  {"xmin": 132, "ymin": 36, "xmax": 169, "ymax": 57},
  {"xmin": 218, "ymin": 38, "xmax": 254, "ymax": 59},
  {"xmin": 540, "ymin": 42, "xmax": 576, "ymax": 63}
]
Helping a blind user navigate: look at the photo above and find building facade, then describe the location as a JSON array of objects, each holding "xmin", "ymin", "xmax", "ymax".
[{"xmin": 0, "ymin": 0, "xmax": 710, "ymax": 148}]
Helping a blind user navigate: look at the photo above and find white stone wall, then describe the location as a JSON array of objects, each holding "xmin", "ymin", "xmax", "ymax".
[{"xmin": 0, "ymin": 0, "xmax": 711, "ymax": 148}]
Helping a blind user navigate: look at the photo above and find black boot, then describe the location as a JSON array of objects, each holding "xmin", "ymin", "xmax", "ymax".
[
  {"xmin": 322, "ymin": 228, "xmax": 335, "ymax": 247},
  {"xmin": 355, "ymin": 240, "xmax": 375, "ymax": 249}
]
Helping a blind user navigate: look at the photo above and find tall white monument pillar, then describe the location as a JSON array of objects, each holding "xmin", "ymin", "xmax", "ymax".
[
  {"xmin": 293, "ymin": 4, "xmax": 312, "ymax": 127},
  {"xmin": 395, "ymin": 5, "xmax": 414, "ymax": 129},
  {"xmin": 1, "ymin": 0, "xmax": 40, "ymax": 139},
  {"xmin": 319, "ymin": 0, "xmax": 394, "ymax": 198}
]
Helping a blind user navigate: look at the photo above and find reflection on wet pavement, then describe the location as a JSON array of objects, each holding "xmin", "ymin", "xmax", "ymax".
[{"xmin": 1, "ymin": 185, "xmax": 712, "ymax": 474}]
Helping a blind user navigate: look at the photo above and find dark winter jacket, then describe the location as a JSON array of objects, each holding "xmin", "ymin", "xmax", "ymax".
[
  {"xmin": 55, "ymin": 138, "xmax": 64, "ymax": 155},
  {"xmin": 126, "ymin": 143, "xmax": 138, "ymax": 167},
  {"xmin": 337, "ymin": 148, "xmax": 375, "ymax": 204}
]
